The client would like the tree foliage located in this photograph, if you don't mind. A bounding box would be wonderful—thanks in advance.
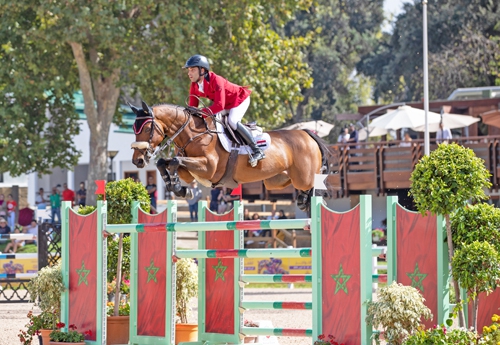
[357,0,500,102]
[284,0,384,125]
[451,203,500,253]
[410,143,491,217]
[0,0,312,200]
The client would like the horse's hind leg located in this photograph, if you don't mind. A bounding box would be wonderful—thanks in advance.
[297,189,312,212]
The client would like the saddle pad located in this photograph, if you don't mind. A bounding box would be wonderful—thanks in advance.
[216,120,271,154]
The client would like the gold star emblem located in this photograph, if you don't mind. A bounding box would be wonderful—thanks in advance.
[406,262,427,291]
[76,261,91,286]
[331,263,351,294]
[146,259,160,283]
[212,258,227,282]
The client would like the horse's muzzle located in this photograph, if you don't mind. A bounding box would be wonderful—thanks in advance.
[133,158,146,168]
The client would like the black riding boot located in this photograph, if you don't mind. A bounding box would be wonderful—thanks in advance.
[235,122,265,167]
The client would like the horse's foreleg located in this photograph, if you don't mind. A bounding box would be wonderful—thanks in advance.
[156,159,172,188]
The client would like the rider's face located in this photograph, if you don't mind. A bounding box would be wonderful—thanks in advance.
[187,67,202,83]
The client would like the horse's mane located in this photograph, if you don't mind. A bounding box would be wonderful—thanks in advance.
[152,103,186,109]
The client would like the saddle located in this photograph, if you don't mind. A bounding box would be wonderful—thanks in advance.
[215,112,271,152]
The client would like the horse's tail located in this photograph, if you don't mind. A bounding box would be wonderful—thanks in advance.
[303,129,335,175]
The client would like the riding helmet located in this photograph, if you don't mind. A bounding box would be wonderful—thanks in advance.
[183,55,210,71]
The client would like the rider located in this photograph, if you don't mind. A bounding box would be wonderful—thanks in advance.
[183,54,265,166]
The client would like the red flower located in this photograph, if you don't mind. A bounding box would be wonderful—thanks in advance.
[56,322,65,329]
[69,324,78,331]
[84,329,93,337]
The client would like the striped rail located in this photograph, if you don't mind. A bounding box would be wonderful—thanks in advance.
[0,234,36,241]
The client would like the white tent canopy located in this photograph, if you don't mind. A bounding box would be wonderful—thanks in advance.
[281,120,334,138]
[413,113,480,132]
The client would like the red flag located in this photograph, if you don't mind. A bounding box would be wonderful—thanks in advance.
[230,184,242,201]
[95,180,106,198]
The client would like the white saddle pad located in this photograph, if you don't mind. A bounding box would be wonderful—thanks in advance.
[216,118,271,154]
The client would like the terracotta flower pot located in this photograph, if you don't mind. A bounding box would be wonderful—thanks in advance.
[49,342,85,345]
[39,329,52,345]
[244,336,258,343]
[175,323,198,344]
[106,315,130,345]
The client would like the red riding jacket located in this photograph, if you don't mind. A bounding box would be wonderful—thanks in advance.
[188,71,251,115]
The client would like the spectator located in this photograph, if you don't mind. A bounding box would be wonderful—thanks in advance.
[6,194,17,229]
[347,123,359,149]
[243,208,251,221]
[35,188,47,209]
[400,132,413,147]
[267,211,279,220]
[50,187,61,224]
[0,217,11,235]
[187,181,203,222]
[4,224,23,253]
[146,176,157,210]
[278,210,288,219]
[77,182,87,207]
[62,183,75,206]
[436,122,452,143]
[217,187,229,214]
[337,127,350,144]
[209,187,221,212]
[0,194,6,218]
[24,219,38,245]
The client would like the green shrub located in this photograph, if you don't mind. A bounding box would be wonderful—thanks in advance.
[366,282,432,345]
[451,203,500,252]
[106,178,150,224]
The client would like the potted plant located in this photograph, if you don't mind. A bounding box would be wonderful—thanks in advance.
[26,262,64,345]
[18,310,57,345]
[175,257,199,344]
[49,322,92,344]
[366,281,432,345]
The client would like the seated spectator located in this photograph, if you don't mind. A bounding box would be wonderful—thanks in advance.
[24,219,38,245]
[4,224,23,253]
[0,217,10,235]
[35,188,47,209]
[277,210,288,219]
[400,132,413,147]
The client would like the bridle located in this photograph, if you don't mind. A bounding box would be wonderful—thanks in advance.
[131,106,194,164]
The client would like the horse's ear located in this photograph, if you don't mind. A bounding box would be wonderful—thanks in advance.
[127,102,141,116]
[141,101,153,116]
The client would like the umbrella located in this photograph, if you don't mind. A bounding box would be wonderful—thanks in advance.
[368,105,442,131]
[413,113,480,132]
[281,120,334,138]
[357,126,391,141]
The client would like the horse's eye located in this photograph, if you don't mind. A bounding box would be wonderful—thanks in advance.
[145,126,151,133]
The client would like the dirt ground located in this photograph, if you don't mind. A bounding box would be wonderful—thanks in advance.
[0,288,314,345]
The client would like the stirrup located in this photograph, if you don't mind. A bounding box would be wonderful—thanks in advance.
[248,151,265,167]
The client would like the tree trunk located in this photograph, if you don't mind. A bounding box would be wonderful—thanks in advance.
[472,291,478,332]
[68,41,121,206]
[445,214,465,327]
[114,234,124,316]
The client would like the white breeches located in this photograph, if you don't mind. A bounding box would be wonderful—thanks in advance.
[226,96,250,130]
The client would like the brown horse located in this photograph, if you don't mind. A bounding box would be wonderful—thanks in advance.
[130,101,333,211]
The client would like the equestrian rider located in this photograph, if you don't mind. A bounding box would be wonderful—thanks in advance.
[183,54,265,166]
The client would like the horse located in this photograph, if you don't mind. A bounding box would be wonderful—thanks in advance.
[130,101,333,211]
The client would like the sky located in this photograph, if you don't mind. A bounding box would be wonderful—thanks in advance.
[383,0,407,16]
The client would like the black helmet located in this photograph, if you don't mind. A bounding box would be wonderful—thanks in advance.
[183,55,210,71]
